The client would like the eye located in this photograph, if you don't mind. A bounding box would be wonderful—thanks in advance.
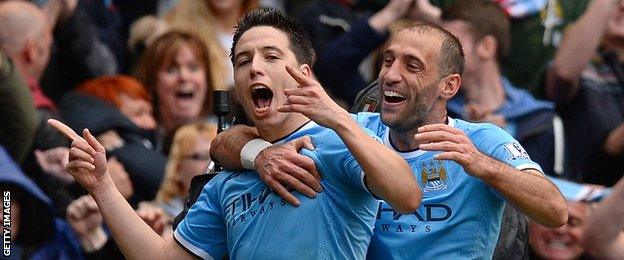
[236,58,249,68]
[382,55,394,66]
[187,63,201,71]
[407,62,422,72]
[166,66,178,74]
[266,53,280,61]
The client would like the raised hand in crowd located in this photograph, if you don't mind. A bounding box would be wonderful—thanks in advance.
[34,147,73,183]
[136,202,170,237]
[67,195,108,252]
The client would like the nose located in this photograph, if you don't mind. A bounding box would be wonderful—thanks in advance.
[179,66,192,82]
[249,56,264,79]
[381,61,402,86]
[141,115,157,130]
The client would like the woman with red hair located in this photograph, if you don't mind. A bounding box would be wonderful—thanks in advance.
[59,75,167,204]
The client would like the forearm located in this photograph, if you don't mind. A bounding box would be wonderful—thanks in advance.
[334,115,421,213]
[91,175,167,259]
[548,0,619,100]
[210,125,261,170]
[584,177,624,256]
[477,157,567,228]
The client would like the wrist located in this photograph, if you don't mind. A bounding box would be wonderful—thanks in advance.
[240,139,272,170]
[79,226,108,253]
[89,174,117,200]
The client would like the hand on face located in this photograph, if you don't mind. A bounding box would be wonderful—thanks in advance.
[278,66,350,130]
[255,136,321,207]
[415,123,488,177]
[47,119,109,194]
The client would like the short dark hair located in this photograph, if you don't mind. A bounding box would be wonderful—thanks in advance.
[442,0,510,63]
[404,23,465,77]
[231,8,315,66]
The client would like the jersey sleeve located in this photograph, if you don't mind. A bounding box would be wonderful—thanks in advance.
[174,175,228,259]
[470,123,544,173]
[312,126,382,195]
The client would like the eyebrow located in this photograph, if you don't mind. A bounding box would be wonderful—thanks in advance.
[234,45,285,60]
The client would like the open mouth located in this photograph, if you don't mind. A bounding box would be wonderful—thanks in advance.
[175,89,195,100]
[383,90,406,103]
[251,84,273,111]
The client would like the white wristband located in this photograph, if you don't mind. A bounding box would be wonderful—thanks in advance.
[240,139,272,170]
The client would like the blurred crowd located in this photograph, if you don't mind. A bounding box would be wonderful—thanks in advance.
[0,0,623,259]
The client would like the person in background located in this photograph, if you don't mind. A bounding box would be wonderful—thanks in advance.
[164,0,259,90]
[155,121,217,219]
[546,0,624,186]
[134,30,215,155]
[529,177,611,260]
[59,75,165,203]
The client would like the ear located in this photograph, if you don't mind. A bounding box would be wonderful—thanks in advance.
[298,64,312,77]
[476,35,497,60]
[439,74,461,99]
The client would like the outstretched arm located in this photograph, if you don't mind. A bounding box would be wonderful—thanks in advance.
[279,66,421,213]
[417,124,568,228]
[583,177,624,259]
[47,119,193,260]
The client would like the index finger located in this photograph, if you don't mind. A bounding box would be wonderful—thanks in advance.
[47,119,81,141]
[285,65,314,86]
[418,123,463,135]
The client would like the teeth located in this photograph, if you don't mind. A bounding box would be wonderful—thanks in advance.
[252,84,268,90]
[384,91,405,98]
[547,239,569,249]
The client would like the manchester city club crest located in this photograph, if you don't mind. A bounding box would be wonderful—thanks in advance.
[420,160,451,193]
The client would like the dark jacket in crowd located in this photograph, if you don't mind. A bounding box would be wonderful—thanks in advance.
[0,146,83,260]
[299,0,388,107]
[59,92,167,204]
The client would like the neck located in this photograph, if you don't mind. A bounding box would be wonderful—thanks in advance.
[256,113,311,142]
[388,106,448,151]
[462,63,505,112]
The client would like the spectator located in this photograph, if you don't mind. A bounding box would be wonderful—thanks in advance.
[529,177,611,260]
[164,0,259,90]
[134,31,216,155]
[0,48,37,165]
[0,146,82,259]
[40,0,118,103]
[155,121,217,218]
[546,0,624,186]
[0,0,76,218]
[441,1,560,177]
[127,15,169,69]
[59,75,166,203]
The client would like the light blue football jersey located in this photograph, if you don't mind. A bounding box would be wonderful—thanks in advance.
[354,113,543,259]
[174,120,380,259]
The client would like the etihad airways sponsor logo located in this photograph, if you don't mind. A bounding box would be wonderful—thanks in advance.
[374,203,452,233]
[224,188,289,230]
